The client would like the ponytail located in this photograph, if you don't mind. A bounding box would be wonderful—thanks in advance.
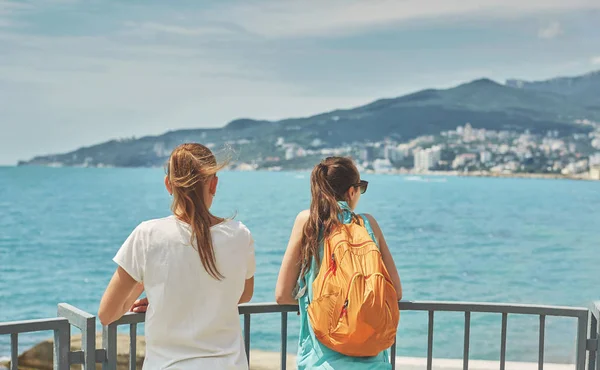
[168,143,226,280]
[299,157,360,277]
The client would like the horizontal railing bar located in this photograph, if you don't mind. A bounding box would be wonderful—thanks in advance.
[399,301,588,318]
[57,303,95,329]
[106,302,587,328]
[95,349,108,363]
[72,349,107,365]
[239,304,299,315]
[70,350,85,365]
[111,312,146,326]
[0,318,69,335]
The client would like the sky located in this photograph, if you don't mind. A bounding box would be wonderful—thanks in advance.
[1,0,599,165]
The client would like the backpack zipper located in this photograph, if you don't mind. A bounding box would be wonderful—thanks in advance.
[318,253,336,296]
[340,299,349,319]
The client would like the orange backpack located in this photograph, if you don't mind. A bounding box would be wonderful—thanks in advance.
[307,215,399,357]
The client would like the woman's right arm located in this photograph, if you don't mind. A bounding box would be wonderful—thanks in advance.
[275,210,309,305]
[239,277,254,304]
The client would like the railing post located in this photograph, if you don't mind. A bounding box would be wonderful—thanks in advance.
[575,311,588,370]
[83,316,96,370]
[427,310,434,370]
[281,313,287,370]
[244,314,251,365]
[129,324,138,370]
[390,339,397,370]
[500,313,508,370]
[10,333,18,370]
[589,315,598,370]
[53,321,70,370]
[103,324,118,370]
[58,303,96,370]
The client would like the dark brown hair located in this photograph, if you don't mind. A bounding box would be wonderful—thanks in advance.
[167,143,226,279]
[299,157,361,277]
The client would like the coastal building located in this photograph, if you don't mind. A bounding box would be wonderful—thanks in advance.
[591,166,600,180]
[384,144,404,162]
[360,146,377,162]
[373,158,394,173]
[562,160,589,175]
[480,151,492,164]
[396,144,411,157]
[414,146,442,171]
[285,147,295,160]
[452,153,477,169]
[463,123,474,142]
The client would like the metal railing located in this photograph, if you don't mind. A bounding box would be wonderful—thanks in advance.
[1,301,598,370]
[589,302,600,370]
[0,316,70,370]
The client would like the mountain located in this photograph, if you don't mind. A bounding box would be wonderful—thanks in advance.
[19,70,600,168]
[506,70,600,107]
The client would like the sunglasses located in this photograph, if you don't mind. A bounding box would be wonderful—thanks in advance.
[351,180,369,194]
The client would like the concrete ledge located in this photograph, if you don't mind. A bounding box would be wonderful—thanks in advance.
[249,350,574,370]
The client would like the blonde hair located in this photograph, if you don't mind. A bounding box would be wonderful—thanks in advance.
[167,143,226,279]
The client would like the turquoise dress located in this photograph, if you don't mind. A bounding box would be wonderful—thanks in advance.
[295,202,392,370]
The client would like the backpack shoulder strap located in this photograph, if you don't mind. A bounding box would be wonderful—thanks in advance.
[358,214,379,248]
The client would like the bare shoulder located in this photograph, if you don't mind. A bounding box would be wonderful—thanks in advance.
[295,210,310,225]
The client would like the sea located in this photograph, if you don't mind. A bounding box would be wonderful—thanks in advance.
[1,166,599,364]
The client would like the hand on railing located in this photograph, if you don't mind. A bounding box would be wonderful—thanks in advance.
[130,297,149,313]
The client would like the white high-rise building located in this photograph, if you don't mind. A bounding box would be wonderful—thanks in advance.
[414,146,442,171]
[285,147,296,160]
[384,144,403,162]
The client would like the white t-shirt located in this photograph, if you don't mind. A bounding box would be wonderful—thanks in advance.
[114,215,255,370]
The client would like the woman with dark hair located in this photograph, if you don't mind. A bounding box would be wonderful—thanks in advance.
[276,157,402,370]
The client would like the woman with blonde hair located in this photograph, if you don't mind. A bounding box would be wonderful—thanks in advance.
[99,143,255,370]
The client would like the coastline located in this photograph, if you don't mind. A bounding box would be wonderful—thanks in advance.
[6,165,597,181]
[398,169,593,181]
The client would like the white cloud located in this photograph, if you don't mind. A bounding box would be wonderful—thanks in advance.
[1,0,599,164]
[592,56,600,65]
[217,0,600,38]
[538,22,563,39]
[123,22,235,37]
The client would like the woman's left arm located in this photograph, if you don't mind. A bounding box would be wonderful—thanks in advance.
[275,210,309,305]
[99,267,144,326]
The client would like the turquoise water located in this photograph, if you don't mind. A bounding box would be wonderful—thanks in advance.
[1,167,599,363]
